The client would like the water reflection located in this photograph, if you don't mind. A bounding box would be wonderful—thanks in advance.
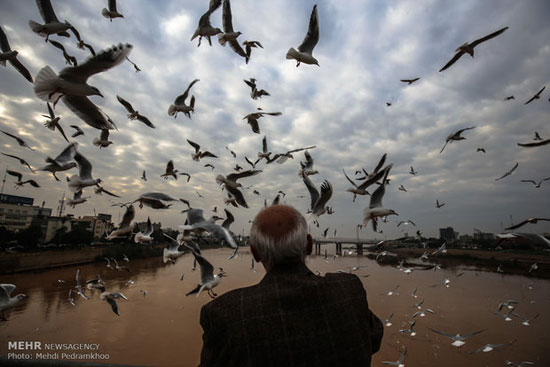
[1,248,549,367]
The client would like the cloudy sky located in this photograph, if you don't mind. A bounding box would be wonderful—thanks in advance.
[1,0,549,240]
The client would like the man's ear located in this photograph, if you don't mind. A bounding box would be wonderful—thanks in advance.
[250,243,261,262]
[306,234,313,255]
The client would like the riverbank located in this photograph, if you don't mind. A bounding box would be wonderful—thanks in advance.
[368,247,550,278]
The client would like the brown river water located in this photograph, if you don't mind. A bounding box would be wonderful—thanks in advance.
[1,247,549,367]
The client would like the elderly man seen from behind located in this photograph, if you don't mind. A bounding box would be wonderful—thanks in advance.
[199,205,383,366]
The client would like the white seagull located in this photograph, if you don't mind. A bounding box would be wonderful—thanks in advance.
[67,152,101,193]
[106,205,135,240]
[186,251,226,298]
[0,26,33,83]
[102,0,124,21]
[429,328,485,347]
[134,216,154,245]
[363,167,398,231]
[168,79,199,118]
[286,4,320,67]
[301,172,333,222]
[29,0,72,41]
[0,284,27,319]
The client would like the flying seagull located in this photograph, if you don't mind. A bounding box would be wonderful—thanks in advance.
[400,78,420,85]
[243,109,282,134]
[243,40,263,64]
[382,347,406,367]
[1,130,35,151]
[301,172,333,221]
[342,164,391,202]
[116,95,155,128]
[0,26,34,83]
[67,152,101,192]
[161,160,179,180]
[409,166,418,175]
[495,162,518,181]
[244,78,270,100]
[69,25,95,56]
[216,170,262,208]
[106,205,135,240]
[436,199,445,208]
[1,153,34,173]
[135,216,154,244]
[29,0,72,41]
[517,139,550,148]
[218,0,246,59]
[66,190,89,208]
[521,177,550,188]
[168,79,199,118]
[505,218,550,231]
[37,142,78,181]
[187,139,218,161]
[93,129,112,148]
[134,192,176,209]
[181,208,238,250]
[34,43,132,130]
[186,251,226,298]
[363,167,398,231]
[42,102,69,142]
[286,4,320,67]
[102,0,124,21]
[190,0,222,47]
[439,26,508,72]
[257,135,272,161]
[524,86,545,105]
[429,328,485,347]
[440,126,476,153]
[299,150,318,176]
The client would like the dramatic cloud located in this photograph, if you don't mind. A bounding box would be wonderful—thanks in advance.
[1,0,548,239]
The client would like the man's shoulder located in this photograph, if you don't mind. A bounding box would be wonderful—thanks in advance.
[202,283,260,312]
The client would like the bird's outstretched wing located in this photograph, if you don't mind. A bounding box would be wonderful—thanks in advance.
[297,5,319,55]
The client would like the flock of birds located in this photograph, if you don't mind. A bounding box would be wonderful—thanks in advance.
[0,1,548,365]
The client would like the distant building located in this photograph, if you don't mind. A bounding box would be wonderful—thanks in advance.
[70,216,113,239]
[473,231,495,241]
[0,194,52,232]
[439,227,457,241]
[44,217,72,243]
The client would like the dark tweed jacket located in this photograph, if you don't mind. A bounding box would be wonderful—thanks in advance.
[199,262,383,367]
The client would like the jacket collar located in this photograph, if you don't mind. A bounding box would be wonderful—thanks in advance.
[259,261,314,285]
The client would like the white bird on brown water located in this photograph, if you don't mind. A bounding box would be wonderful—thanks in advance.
[286,4,320,67]
[0,284,26,319]
[429,328,485,347]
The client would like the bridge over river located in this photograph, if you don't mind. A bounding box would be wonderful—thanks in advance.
[311,237,393,255]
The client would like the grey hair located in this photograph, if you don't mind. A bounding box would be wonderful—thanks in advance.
[250,206,308,270]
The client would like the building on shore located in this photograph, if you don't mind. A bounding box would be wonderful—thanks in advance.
[0,193,52,232]
[439,227,458,242]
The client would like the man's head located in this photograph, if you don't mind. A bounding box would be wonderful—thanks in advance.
[249,205,312,271]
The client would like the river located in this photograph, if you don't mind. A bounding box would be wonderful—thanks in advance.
[1,247,549,366]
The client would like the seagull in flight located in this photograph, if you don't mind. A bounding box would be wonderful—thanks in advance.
[1,130,35,151]
[161,160,179,180]
[106,205,135,240]
[244,78,270,100]
[70,125,84,138]
[517,139,550,148]
[429,328,485,347]
[135,216,154,245]
[186,250,226,298]
[37,142,78,181]
[42,102,69,142]
[0,284,27,319]
[67,152,101,192]
[521,177,550,188]
[0,26,33,83]
[29,0,72,41]
[363,167,397,231]
[409,166,418,175]
[34,43,132,130]
[116,96,155,128]
[524,86,545,105]
[216,170,262,208]
[495,162,518,181]
[439,26,508,72]
[218,0,246,59]
[187,139,218,161]
[243,109,282,134]
[243,40,263,64]
[190,0,222,47]
[400,78,420,85]
[471,341,515,354]
[299,150,319,176]
[66,190,89,208]
[505,217,550,231]
[2,153,34,173]
[102,0,124,21]
[382,347,406,367]
[286,4,320,67]
[168,79,199,118]
[440,126,476,153]
[435,199,445,208]
[301,172,333,222]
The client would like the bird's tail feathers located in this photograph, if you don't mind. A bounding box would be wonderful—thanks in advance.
[286,48,299,60]
[218,34,227,46]
[34,66,59,102]
[28,20,45,36]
